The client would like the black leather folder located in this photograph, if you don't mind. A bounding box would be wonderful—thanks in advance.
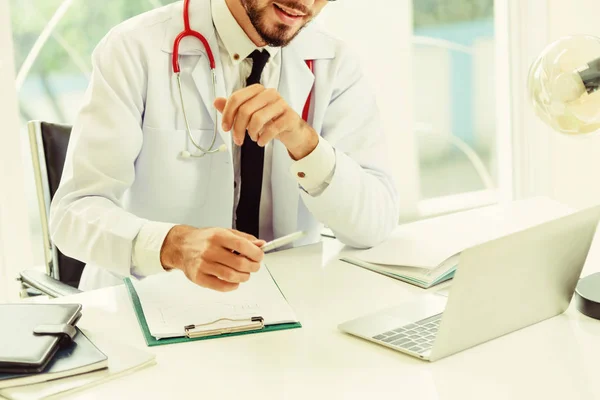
[0,304,82,373]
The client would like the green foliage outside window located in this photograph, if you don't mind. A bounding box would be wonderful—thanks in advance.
[9,0,173,121]
[10,0,173,74]
[414,0,493,27]
[8,0,493,122]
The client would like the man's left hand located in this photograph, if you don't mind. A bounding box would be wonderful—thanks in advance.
[214,84,318,160]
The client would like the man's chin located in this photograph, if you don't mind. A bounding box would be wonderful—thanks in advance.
[259,25,301,47]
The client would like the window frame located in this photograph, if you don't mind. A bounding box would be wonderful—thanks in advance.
[505,0,554,200]
[411,0,516,220]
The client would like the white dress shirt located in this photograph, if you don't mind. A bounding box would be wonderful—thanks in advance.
[131,0,336,276]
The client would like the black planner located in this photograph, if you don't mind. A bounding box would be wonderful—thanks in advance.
[0,303,82,373]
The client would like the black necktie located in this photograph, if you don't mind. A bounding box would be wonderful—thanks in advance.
[236,50,271,237]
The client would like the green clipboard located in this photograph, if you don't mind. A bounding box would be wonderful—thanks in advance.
[124,277,301,347]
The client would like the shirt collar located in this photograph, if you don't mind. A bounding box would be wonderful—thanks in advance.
[211,0,279,65]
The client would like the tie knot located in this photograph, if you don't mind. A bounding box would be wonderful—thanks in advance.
[249,49,270,66]
[246,50,271,86]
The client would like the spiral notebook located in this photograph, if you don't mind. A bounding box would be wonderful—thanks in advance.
[125,264,301,346]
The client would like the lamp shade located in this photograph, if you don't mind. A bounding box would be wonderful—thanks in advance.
[527,35,600,135]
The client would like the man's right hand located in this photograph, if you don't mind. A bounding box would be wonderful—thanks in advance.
[159,226,266,292]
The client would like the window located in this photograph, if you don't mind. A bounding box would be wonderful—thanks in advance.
[413,0,512,217]
[413,0,496,198]
[321,0,512,220]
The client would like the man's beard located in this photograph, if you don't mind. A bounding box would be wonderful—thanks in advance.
[242,0,311,47]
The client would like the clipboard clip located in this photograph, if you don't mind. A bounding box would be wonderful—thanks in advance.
[184,316,265,339]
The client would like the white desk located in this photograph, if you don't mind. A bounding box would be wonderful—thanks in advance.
[38,239,600,399]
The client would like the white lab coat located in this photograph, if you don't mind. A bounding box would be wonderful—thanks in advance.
[49,0,399,290]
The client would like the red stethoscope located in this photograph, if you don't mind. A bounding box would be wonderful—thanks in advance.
[173,0,314,158]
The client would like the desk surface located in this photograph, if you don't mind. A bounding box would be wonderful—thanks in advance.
[39,239,600,400]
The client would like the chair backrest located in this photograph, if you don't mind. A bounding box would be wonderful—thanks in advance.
[28,121,85,288]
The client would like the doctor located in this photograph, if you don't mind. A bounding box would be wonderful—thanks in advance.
[50,0,399,291]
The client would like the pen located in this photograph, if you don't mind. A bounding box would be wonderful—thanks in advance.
[260,231,306,253]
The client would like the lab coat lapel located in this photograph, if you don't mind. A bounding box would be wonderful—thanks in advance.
[279,46,315,120]
[271,46,316,238]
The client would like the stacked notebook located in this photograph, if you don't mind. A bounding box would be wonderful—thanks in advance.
[341,197,575,288]
[0,330,155,400]
[0,329,107,390]
[0,304,155,399]
[0,304,83,374]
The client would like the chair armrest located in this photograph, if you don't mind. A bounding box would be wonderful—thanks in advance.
[18,270,82,298]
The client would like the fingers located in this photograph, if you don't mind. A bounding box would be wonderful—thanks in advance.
[253,239,267,247]
[228,229,258,241]
[193,272,240,292]
[229,229,267,252]
[216,86,297,149]
[211,247,262,274]
[249,99,288,146]
[232,89,280,144]
[221,84,265,139]
[179,227,267,292]
[214,97,227,113]
[203,261,252,283]
[256,111,293,147]
[212,230,264,263]
[227,230,266,247]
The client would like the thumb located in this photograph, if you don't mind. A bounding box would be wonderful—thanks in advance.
[214,97,227,113]
[253,239,267,248]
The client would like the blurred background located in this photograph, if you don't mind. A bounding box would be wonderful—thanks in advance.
[8,0,498,267]
[413,0,495,199]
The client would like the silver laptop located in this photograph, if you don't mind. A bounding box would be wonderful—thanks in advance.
[339,204,600,362]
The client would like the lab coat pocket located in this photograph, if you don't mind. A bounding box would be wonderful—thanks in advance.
[132,126,220,211]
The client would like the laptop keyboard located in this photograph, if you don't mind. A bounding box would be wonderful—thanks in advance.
[371,314,442,354]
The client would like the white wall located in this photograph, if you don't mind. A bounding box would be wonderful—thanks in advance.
[318,0,420,218]
[546,0,600,207]
[0,0,33,290]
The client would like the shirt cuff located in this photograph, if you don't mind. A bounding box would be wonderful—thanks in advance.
[289,136,336,196]
[131,221,176,277]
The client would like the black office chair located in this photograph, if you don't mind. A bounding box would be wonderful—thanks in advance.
[18,121,84,297]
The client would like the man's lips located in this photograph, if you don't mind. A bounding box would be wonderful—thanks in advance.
[273,2,307,17]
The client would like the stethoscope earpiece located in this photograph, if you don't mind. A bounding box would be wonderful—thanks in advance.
[179,150,191,159]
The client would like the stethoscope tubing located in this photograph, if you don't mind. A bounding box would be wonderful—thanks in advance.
[173,0,313,159]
